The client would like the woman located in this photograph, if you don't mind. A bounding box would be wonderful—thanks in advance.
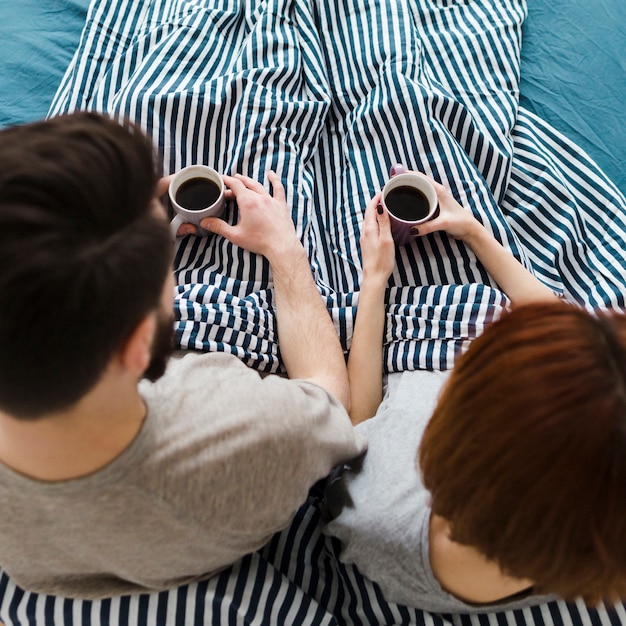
[324,175,626,613]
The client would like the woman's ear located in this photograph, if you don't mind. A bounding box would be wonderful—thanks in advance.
[119,314,157,378]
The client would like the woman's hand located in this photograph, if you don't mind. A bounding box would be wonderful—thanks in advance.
[405,174,480,242]
[360,192,396,286]
[347,192,396,425]
[404,172,558,306]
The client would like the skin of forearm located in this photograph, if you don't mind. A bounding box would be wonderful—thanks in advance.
[269,242,351,410]
[347,278,388,425]
[463,223,558,307]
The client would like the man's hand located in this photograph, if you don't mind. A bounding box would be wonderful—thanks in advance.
[200,170,351,409]
[201,172,300,261]
[156,174,197,237]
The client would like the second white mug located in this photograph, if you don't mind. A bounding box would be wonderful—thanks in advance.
[168,165,225,239]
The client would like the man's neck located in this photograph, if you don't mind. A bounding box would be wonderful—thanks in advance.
[429,514,535,606]
[0,374,146,482]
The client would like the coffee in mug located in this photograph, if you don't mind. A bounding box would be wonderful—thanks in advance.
[384,185,431,222]
[175,177,222,211]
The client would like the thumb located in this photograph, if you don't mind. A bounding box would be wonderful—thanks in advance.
[201,216,236,241]
[156,174,174,198]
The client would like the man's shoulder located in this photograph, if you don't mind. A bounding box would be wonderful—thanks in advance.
[143,351,259,398]
[167,349,250,374]
[141,350,340,430]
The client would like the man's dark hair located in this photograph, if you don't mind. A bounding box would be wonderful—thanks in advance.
[0,112,172,418]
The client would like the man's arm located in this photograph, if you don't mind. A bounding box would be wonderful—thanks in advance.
[201,172,350,410]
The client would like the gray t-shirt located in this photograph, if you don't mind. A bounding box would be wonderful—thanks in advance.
[0,351,366,599]
[324,369,555,614]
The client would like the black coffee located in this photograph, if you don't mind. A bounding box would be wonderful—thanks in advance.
[175,177,221,210]
[385,185,430,221]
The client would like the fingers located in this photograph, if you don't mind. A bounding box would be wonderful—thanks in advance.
[268,171,286,202]
[363,192,392,239]
[363,192,382,228]
[374,193,389,224]
[222,174,248,195]
[224,171,286,201]
[223,173,266,195]
[156,174,173,198]
[237,173,266,193]
[201,216,236,241]
[177,223,198,237]
[411,220,435,237]
[375,201,393,241]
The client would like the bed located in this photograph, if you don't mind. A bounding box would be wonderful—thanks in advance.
[1,0,626,624]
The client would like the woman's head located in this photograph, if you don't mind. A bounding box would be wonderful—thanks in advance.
[419,302,626,604]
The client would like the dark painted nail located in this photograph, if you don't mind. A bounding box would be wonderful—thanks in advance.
[377,204,384,214]
[410,227,420,235]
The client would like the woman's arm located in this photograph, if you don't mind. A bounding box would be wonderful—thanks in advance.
[348,193,396,425]
[415,178,558,307]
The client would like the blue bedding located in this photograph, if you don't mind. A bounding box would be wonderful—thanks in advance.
[0,0,90,128]
[41,0,625,374]
[520,0,626,195]
[0,1,625,625]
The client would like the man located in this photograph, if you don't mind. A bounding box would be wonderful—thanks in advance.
[0,112,365,599]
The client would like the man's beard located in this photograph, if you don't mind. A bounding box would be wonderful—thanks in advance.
[143,310,175,382]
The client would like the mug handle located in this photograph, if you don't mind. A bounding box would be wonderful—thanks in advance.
[390,163,407,177]
[170,213,184,240]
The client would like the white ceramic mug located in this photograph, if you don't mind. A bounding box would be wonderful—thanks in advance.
[168,165,225,239]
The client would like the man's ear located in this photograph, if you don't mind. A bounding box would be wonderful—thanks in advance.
[119,314,156,378]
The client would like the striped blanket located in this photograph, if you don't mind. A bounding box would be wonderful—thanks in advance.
[2,489,626,624]
[2,0,625,624]
[48,0,626,374]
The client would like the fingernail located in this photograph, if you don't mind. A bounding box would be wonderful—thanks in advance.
[410,227,419,235]
[377,204,384,215]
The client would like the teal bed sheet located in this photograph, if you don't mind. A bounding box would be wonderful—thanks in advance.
[0,0,90,128]
[0,1,625,625]
[520,0,626,195]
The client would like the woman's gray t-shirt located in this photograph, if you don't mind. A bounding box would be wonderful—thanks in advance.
[324,369,555,614]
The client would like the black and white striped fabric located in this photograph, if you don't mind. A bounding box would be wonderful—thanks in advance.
[47,0,626,374]
[2,0,625,623]
[2,492,626,625]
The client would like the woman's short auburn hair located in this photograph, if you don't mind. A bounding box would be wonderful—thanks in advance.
[419,302,626,604]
